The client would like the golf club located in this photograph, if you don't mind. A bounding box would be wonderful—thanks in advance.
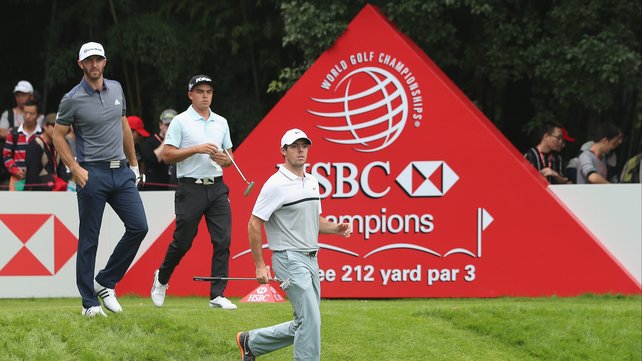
[223,148,255,196]
[193,276,281,282]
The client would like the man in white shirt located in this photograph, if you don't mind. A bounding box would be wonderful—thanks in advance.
[236,128,352,361]
[150,75,237,310]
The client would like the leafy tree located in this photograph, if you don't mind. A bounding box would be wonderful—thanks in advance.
[273,0,641,162]
[1,0,289,147]
[1,0,639,164]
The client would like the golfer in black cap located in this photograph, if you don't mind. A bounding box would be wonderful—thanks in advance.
[150,74,237,310]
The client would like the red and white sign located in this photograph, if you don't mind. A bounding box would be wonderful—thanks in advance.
[240,285,286,303]
[0,214,76,276]
[218,4,639,298]
[120,5,640,298]
[3,5,638,300]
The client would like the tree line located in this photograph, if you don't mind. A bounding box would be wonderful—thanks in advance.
[1,0,639,163]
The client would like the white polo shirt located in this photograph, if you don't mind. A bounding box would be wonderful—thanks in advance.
[164,105,232,178]
[252,165,322,252]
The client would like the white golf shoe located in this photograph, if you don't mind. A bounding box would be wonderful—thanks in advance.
[95,283,123,313]
[209,296,237,310]
[82,305,107,318]
[151,269,168,307]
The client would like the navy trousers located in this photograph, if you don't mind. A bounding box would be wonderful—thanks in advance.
[76,164,148,308]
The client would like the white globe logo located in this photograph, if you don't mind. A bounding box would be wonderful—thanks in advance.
[309,67,408,152]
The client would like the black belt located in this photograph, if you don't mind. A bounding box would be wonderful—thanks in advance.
[178,176,222,185]
[80,160,128,169]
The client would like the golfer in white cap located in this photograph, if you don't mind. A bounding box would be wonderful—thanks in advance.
[236,128,352,361]
[53,41,148,318]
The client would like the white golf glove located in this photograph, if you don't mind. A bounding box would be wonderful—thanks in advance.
[130,165,145,187]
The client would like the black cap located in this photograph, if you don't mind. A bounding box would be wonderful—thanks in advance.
[188,75,214,91]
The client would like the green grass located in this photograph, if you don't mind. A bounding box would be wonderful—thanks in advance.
[0,295,640,360]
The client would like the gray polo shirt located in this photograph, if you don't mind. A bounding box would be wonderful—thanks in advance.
[252,166,322,252]
[56,78,126,162]
[577,149,608,184]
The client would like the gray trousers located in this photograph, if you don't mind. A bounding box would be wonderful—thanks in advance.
[249,250,321,360]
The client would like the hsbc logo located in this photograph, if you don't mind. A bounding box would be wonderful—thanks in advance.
[396,161,459,197]
[0,214,77,276]
[309,51,424,153]
[310,160,458,199]
[241,285,287,303]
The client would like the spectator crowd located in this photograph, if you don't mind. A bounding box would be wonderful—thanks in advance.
[523,120,640,185]
[1,79,179,191]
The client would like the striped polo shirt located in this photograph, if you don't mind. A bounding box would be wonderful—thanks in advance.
[2,124,42,174]
[56,78,126,162]
[252,165,322,252]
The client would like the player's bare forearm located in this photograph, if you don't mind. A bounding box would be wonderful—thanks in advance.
[53,124,77,171]
[121,116,138,167]
[319,216,352,237]
[162,143,221,164]
[248,215,266,268]
[248,215,271,283]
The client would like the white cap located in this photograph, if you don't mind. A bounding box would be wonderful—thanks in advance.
[78,42,106,61]
[159,108,177,124]
[13,80,33,94]
[281,128,312,148]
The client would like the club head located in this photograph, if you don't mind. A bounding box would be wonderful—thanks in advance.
[243,181,255,196]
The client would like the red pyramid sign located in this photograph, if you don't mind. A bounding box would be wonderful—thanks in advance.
[221,4,640,298]
[240,284,287,303]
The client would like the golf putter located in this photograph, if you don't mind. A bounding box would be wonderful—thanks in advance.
[223,148,255,196]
